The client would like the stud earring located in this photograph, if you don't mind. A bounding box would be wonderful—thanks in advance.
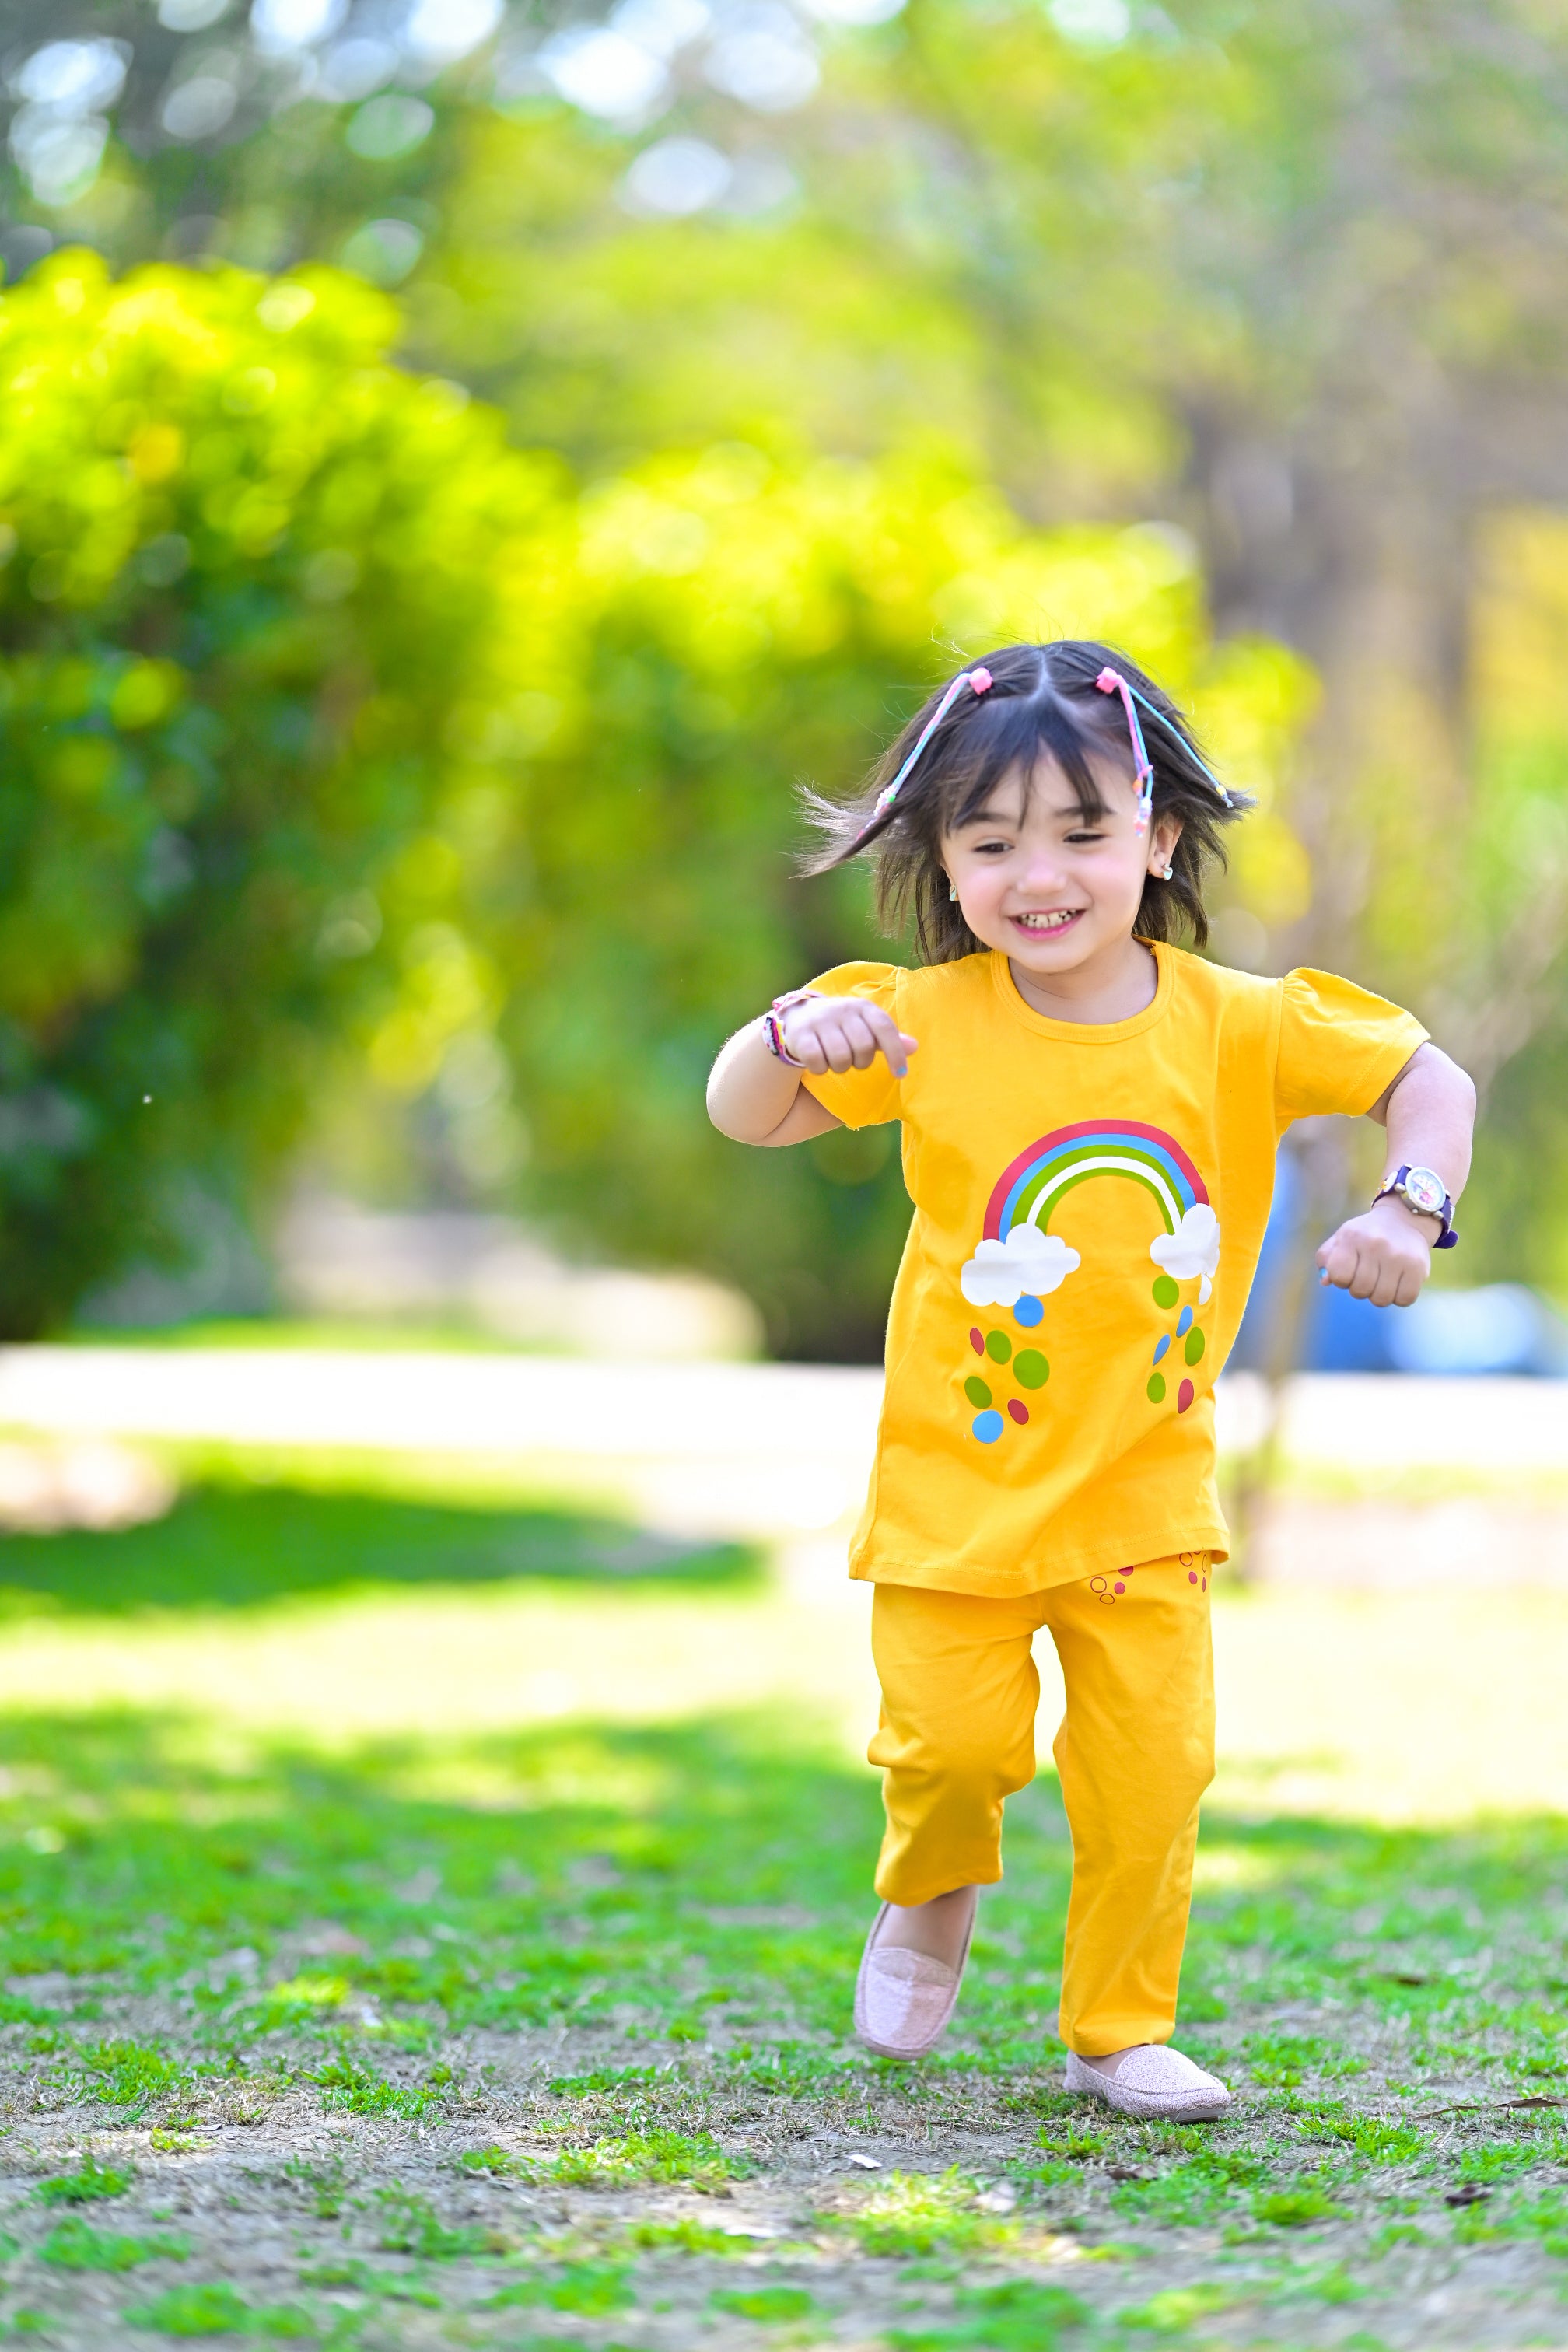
[1156,863,1174,882]
[948,882,957,901]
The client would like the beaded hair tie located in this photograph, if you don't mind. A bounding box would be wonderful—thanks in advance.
[1094,666,1234,838]
[855,666,994,841]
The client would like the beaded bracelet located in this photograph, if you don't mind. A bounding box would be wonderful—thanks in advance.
[761,989,820,1069]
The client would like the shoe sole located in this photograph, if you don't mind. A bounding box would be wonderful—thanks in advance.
[1066,2060,1231,2123]
[1076,2084,1231,2121]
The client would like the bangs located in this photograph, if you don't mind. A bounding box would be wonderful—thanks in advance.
[939,688,1118,833]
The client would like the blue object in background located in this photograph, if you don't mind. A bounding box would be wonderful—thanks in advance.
[1232,1150,1568,1376]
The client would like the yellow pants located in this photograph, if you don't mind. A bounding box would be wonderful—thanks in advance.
[868,1551,1214,2056]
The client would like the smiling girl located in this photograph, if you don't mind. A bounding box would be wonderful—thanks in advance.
[705,640,1475,2119]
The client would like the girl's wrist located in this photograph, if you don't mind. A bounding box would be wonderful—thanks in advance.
[1368,1192,1439,1241]
[761,990,819,1069]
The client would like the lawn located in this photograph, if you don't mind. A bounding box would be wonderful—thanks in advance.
[0,1461,1564,2347]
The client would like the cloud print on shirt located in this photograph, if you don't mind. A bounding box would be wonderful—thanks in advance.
[961,1224,1081,1309]
[1149,1203,1221,1303]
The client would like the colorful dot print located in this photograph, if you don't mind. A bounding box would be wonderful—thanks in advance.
[964,1375,992,1409]
[1013,1295,1044,1328]
[1181,1550,1209,1592]
[1146,1290,1206,1415]
[972,1409,1004,1444]
[969,1328,984,1355]
[1013,1350,1048,1389]
[1007,1399,1029,1424]
[985,1329,1012,1364]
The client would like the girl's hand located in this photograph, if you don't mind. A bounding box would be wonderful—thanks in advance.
[782,994,919,1080]
[1315,1195,1436,1308]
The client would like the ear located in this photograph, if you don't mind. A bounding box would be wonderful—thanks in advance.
[1149,812,1184,873]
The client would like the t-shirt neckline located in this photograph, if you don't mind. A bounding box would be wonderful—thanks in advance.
[989,940,1176,1045]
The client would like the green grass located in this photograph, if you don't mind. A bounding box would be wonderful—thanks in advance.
[370,2185,509,2259]
[0,1479,748,1614]
[709,2283,818,2320]
[834,2170,1012,2257]
[887,2280,1090,2348]
[34,2157,135,2204]
[124,2282,317,2337]
[3,1460,1568,2343]
[38,2214,189,2270]
[479,2260,635,2315]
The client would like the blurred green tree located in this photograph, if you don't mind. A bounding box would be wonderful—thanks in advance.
[0,248,557,1335]
[9,1,1568,1333]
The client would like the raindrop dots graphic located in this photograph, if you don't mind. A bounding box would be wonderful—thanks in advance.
[1178,1378,1195,1413]
[1176,1306,1193,1337]
[964,1375,993,1409]
[1188,1570,1199,1585]
[1013,1349,1049,1390]
[972,1409,1004,1444]
[1152,1334,1170,1365]
[1013,1295,1044,1328]
[1007,1399,1029,1425]
[1185,1326,1206,1365]
[985,1329,1013,1364]
[1114,1580,1125,1594]
[1152,1274,1179,1309]
[1147,1372,1167,1404]
[969,1328,985,1356]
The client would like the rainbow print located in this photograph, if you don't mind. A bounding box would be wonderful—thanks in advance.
[984,1120,1209,1243]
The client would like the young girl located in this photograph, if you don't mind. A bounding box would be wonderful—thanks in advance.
[706,640,1475,2121]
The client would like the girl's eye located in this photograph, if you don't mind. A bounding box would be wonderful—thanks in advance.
[1065,829,1106,844]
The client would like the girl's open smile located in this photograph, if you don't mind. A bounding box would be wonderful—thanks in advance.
[1010,906,1086,936]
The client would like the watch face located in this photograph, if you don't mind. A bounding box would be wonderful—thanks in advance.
[1404,1166,1446,1216]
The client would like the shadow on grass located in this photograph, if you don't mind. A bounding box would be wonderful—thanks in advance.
[0,1701,1566,2082]
[0,1486,754,1615]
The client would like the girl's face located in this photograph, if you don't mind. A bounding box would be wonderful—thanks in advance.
[940,757,1182,982]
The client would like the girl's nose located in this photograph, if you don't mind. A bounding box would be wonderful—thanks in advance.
[1021,850,1067,892]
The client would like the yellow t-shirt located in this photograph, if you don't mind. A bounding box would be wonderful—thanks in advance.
[802,942,1427,1597]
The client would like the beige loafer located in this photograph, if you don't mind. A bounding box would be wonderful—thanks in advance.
[853,1892,976,2060]
[1066,2042,1231,2121]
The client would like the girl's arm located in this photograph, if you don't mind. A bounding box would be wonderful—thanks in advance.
[706,995,919,1147]
[1315,1041,1477,1306]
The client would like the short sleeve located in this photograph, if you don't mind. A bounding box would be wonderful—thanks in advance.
[1275,968,1429,1127]
[796,961,905,1130]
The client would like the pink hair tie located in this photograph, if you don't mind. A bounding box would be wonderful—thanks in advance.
[858,666,996,838]
[1094,666,1155,836]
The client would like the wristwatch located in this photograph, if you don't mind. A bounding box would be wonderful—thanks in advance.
[1372,1164,1458,1249]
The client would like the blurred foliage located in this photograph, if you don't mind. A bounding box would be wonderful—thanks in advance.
[2,1,1568,1344]
[0,250,553,1335]
[472,464,1307,1353]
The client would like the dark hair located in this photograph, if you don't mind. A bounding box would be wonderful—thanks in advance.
[801,639,1251,959]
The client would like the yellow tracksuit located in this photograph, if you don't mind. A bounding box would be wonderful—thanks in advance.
[868,1551,1214,2056]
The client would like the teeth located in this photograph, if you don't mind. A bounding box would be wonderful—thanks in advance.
[1017,911,1078,929]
